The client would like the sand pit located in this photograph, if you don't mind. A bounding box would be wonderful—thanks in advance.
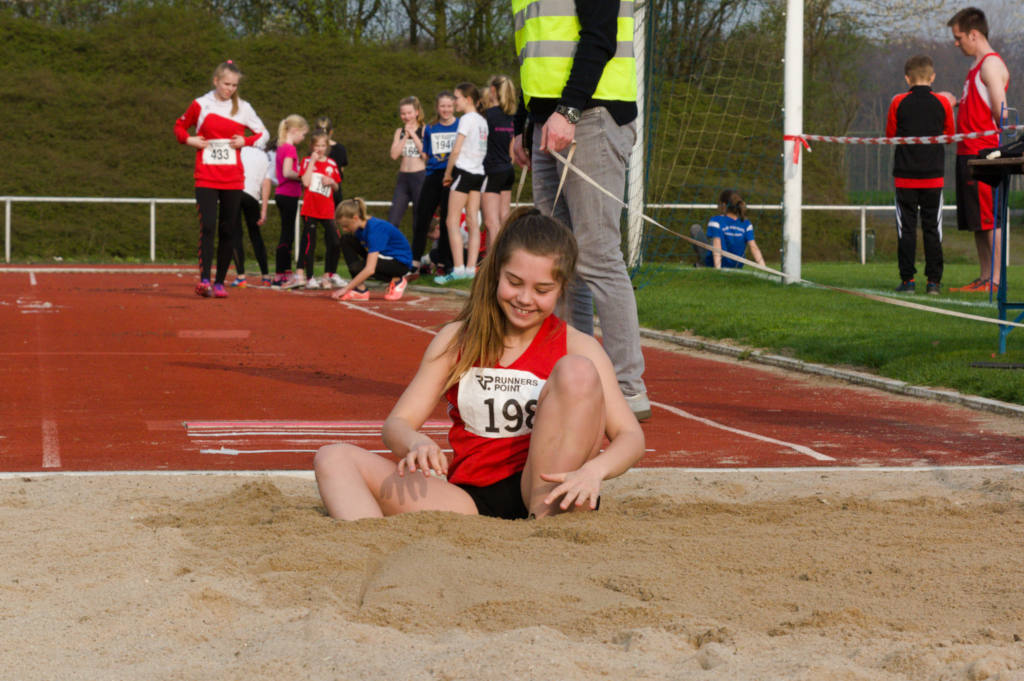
[2,467,1023,680]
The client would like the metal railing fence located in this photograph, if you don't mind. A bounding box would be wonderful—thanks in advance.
[0,196,1009,266]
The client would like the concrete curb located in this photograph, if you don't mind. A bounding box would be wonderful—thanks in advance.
[407,284,1024,418]
[640,327,1024,418]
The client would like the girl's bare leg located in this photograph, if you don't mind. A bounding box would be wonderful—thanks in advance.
[446,191,468,269]
[481,192,502,248]
[520,355,606,518]
[314,443,478,520]
[465,191,482,271]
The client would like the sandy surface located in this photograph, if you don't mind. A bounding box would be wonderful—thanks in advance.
[2,468,1023,680]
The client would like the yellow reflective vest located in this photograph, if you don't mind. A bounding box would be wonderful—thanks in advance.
[512,0,637,105]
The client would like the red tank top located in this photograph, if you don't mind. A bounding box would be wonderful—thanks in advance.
[957,52,1008,155]
[444,314,567,487]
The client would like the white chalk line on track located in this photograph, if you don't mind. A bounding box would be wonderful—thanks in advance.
[650,401,834,461]
[41,419,60,469]
[2,464,1021,480]
[0,267,193,273]
[338,299,438,335]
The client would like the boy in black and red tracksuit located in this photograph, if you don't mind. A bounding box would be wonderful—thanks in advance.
[887,54,956,294]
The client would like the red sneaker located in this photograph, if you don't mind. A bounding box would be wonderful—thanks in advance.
[384,276,408,301]
[962,279,992,292]
[949,278,983,292]
[338,288,370,301]
[195,280,212,297]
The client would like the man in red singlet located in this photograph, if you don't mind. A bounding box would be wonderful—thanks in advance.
[947,7,1010,292]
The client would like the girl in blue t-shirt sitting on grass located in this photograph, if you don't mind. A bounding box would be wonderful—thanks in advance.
[690,189,766,269]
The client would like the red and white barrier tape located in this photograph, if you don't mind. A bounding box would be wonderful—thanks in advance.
[786,124,1024,163]
[543,146,1024,331]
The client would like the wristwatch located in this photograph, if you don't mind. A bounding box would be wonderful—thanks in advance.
[554,104,582,125]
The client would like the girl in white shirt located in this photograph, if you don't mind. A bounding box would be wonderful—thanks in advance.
[436,83,489,284]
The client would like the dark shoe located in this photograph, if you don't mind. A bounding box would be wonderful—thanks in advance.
[926,282,941,295]
[895,280,915,293]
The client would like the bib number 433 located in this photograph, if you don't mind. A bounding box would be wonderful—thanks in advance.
[202,140,234,165]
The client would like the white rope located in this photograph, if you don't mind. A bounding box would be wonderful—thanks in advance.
[545,148,1024,331]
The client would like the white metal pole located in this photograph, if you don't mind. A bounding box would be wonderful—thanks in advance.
[782,0,804,283]
[4,199,10,263]
[860,206,866,264]
[150,201,156,262]
[625,0,647,269]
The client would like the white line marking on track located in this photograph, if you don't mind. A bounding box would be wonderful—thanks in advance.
[651,400,835,461]
[29,271,37,286]
[0,267,192,274]
[177,330,251,339]
[338,302,438,335]
[200,447,454,456]
[41,419,60,468]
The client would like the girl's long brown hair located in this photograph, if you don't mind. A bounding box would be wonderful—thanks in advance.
[442,208,577,392]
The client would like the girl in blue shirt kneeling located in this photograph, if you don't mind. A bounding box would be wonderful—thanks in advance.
[332,198,414,302]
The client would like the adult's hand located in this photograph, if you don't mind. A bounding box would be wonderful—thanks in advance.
[539,112,575,153]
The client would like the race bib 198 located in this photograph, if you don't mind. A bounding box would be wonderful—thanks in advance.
[457,367,545,438]
[431,132,457,156]
[309,172,331,197]
[202,139,234,165]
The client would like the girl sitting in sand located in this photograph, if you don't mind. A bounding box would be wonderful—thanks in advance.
[314,208,645,520]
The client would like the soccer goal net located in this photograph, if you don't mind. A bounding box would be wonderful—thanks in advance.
[630,0,785,278]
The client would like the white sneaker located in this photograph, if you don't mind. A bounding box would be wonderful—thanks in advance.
[305,277,322,290]
[624,392,652,421]
[328,273,348,288]
[281,275,306,290]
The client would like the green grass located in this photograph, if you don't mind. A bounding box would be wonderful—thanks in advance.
[417,260,1024,405]
[634,261,1024,405]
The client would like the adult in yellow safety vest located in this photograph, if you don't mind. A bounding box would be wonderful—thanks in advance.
[511,0,650,421]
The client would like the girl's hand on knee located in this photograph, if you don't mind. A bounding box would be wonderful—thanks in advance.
[541,467,602,511]
[397,439,448,478]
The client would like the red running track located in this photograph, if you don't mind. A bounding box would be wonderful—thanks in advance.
[1,267,1021,473]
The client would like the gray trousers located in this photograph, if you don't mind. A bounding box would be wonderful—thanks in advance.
[531,107,646,397]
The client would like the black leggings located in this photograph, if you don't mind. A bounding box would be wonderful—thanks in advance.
[297,217,341,276]
[411,171,452,268]
[895,186,943,284]
[194,187,241,284]
[274,194,300,274]
[388,170,426,229]
[340,234,410,283]
[233,193,269,277]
